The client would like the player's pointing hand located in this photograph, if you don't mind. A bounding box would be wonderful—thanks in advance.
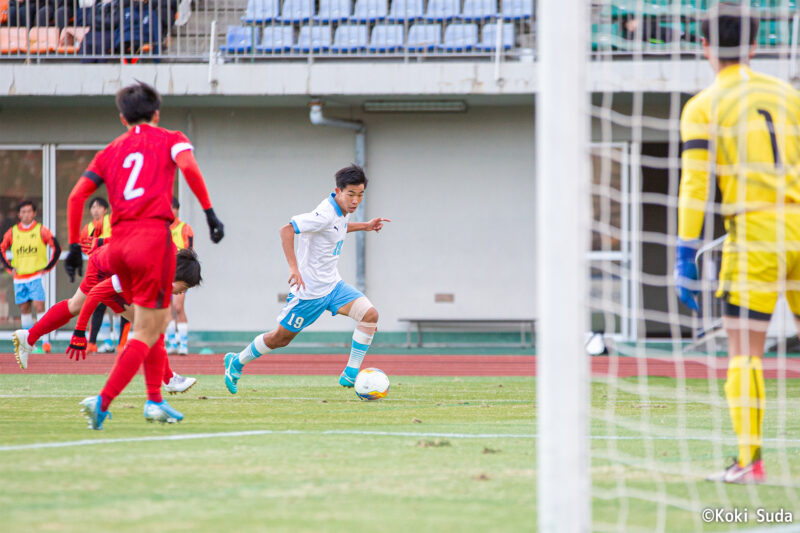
[366,218,391,232]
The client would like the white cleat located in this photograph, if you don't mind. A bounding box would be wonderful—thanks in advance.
[13,329,33,370]
[164,373,197,395]
[177,345,189,356]
[167,345,179,355]
[98,343,116,354]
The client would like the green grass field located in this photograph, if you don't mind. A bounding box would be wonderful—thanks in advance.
[0,374,798,532]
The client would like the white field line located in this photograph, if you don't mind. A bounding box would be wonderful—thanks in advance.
[3,429,800,452]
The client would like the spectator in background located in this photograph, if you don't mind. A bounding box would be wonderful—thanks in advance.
[79,197,116,354]
[8,0,64,27]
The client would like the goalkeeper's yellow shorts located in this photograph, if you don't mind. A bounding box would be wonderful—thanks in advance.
[717,209,800,317]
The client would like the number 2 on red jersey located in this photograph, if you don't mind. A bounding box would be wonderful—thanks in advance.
[123,152,145,200]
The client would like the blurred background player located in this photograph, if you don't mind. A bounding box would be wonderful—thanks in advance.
[64,81,224,429]
[79,196,120,355]
[166,196,193,355]
[675,3,800,484]
[2,200,61,353]
[66,248,204,396]
[223,165,389,394]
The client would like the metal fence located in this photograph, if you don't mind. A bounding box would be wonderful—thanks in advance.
[0,0,797,62]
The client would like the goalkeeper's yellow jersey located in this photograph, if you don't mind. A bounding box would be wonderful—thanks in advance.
[678,64,800,240]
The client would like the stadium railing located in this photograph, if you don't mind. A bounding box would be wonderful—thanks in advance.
[0,0,795,62]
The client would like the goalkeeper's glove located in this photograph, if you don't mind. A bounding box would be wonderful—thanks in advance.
[205,207,225,243]
[674,238,700,312]
[67,330,88,361]
[64,243,84,283]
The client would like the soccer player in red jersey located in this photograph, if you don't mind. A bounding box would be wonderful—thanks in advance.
[63,82,225,430]
[66,249,204,401]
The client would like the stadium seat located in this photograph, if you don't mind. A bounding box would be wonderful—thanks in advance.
[500,0,532,20]
[406,23,441,51]
[437,23,478,51]
[330,24,369,51]
[279,0,313,23]
[220,25,257,53]
[758,19,791,46]
[424,0,460,21]
[0,0,8,24]
[386,0,424,21]
[368,24,404,51]
[460,0,497,21]
[294,25,332,51]
[242,0,280,23]
[26,27,60,53]
[57,27,91,54]
[255,25,294,52]
[0,27,28,54]
[314,0,351,22]
[476,22,514,50]
[350,0,387,21]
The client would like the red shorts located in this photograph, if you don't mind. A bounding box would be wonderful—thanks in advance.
[108,220,177,309]
[79,246,114,295]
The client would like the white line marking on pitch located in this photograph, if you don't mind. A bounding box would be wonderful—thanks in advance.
[3,429,800,452]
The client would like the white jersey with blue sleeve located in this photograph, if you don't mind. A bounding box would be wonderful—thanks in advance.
[289,192,351,300]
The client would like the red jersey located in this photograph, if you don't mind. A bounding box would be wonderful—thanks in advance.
[82,124,193,226]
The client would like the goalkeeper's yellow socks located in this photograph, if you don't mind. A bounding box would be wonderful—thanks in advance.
[724,355,766,467]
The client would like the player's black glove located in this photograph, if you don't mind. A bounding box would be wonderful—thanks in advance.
[64,243,84,283]
[205,208,225,243]
[67,330,87,361]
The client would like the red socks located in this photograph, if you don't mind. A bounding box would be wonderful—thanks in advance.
[27,300,74,345]
[163,354,174,385]
[144,337,167,403]
[100,339,149,411]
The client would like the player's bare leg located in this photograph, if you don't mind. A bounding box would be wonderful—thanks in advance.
[336,297,379,387]
[707,316,769,484]
[224,326,298,394]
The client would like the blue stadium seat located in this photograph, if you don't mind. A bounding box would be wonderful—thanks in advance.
[314,0,351,22]
[460,0,497,21]
[500,0,532,20]
[221,25,257,53]
[386,0,424,21]
[294,25,332,51]
[438,23,478,51]
[350,0,388,22]
[331,25,369,51]
[242,0,280,23]
[255,25,294,52]
[424,0,460,21]
[280,0,313,22]
[406,23,441,51]
[476,21,513,50]
[368,24,405,51]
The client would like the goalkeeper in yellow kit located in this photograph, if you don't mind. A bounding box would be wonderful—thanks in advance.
[677,4,800,484]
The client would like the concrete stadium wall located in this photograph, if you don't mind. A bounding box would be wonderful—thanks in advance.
[0,103,537,332]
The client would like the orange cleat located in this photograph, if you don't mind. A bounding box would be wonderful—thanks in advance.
[87,342,98,355]
[42,342,52,354]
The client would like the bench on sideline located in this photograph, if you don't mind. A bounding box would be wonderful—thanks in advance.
[398,318,535,348]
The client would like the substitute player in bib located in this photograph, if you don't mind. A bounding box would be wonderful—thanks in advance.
[2,201,61,353]
[166,196,194,355]
[64,81,225,430]
[675,4,800,484]
[80,197,118,354]
[224,165,390,394]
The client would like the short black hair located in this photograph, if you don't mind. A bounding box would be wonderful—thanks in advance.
[17,200,36,212]
[335,164,368,190]
[174,248,202,288]
[172,196,180,209]
[701,3,759,57]
[89,197,109,210]
[116,81,161,125]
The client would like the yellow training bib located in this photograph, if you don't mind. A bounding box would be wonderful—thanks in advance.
[11,223,47,275]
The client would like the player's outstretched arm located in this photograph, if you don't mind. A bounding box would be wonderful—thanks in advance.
[65,177,99,282]
[279,223,305,291]
[347,218,391,233]
[175,150,225,243]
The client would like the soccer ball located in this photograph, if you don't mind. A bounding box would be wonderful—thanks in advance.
[354,368,390,400]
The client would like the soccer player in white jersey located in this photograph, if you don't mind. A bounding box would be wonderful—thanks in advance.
[224,165,390,393]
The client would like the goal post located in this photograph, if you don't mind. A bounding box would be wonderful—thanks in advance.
[535,0,591,531]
